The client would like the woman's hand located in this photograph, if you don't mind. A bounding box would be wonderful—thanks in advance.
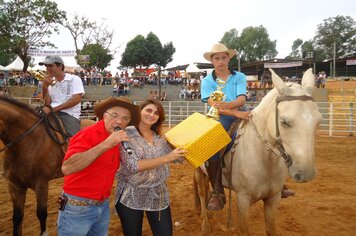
[166,148,187,163]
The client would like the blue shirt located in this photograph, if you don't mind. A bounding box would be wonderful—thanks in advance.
[201,70,246,103]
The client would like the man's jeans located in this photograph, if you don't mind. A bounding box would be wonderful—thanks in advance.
[57,112,80,137]
[210,115,236,161]
[57,193,110,236]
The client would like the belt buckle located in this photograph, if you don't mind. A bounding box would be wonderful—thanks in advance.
[68,198,102,206]
[89,200,102,206]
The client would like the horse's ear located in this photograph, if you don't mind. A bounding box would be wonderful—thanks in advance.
[301,68,314,96]
[269,69,289,95]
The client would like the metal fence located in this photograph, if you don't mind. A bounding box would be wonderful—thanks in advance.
[15,97,356,137]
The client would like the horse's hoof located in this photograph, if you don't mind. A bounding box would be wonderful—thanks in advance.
[207,194,225,210]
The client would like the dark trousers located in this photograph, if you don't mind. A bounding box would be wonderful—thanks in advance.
[115,201,173,236]
[57,112,80,137]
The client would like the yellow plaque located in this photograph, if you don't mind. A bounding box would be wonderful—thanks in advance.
[165,112,231,168]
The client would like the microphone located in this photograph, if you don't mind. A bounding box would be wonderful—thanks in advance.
[114,126,132,155]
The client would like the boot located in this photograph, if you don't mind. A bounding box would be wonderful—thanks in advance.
[206,159,225,210]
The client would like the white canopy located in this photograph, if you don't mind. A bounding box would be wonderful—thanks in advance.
[0,65,9,71]
[185,63,201,73]
[5,56,24,71]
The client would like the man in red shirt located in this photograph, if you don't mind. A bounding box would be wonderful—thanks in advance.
[57,97,140,236]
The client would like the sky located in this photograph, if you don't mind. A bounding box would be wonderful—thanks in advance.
[33,0,356,72]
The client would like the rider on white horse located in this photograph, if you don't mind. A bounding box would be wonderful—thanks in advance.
[201,43,247,210]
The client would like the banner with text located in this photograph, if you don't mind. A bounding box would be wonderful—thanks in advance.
[28,49,76,57]
[346,59,356,66]
[264,61,303,68]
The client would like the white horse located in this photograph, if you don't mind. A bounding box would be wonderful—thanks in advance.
[193,68,322,235]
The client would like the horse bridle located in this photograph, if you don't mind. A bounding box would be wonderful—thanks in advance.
[0,108,68,153]
[248,95,314,167]
[0,117,44,152]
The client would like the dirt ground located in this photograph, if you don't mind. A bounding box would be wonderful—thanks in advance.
[0,136,355,236]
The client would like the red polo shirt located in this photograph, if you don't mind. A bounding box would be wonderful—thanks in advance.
[63,120,120,201]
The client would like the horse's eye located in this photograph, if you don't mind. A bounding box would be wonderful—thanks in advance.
[280,119,290,127]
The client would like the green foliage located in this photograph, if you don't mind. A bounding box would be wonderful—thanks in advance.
[288,38,304,59]
[0,0,66,71]
[221,26,277,64]
[0,32,15,66]
[239,26,278,62]
[77,44,113,71]
[120,32,175,69]
[288,15,355,61]
[145,32,162,66]
[159,42,175,68]
[314,15,355,59]
[120,35,147,68]
[221,29,240,66]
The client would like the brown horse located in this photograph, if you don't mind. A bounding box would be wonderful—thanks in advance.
[0,96,94,236]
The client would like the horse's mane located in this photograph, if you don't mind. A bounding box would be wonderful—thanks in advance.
[0,96,40,118]
[252,82,305,117]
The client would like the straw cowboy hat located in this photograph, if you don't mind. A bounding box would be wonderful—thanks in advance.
[203,43,237,62]
[94,97,140,126]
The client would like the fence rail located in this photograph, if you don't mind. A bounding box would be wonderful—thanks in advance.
[14,97,356,137]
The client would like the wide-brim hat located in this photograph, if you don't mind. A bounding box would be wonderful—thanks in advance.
[203,43,237,62]
[94,97,140,126]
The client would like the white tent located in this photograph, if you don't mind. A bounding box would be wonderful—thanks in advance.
[5,56,24,71]
[185,63,201,73]
[0,65,9,71]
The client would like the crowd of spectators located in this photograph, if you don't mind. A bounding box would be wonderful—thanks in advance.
[0,71,39,87]
[1,69,281,105]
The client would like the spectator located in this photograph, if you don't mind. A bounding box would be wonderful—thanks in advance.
[124,84,129,94]
[160,91,167,101]
[179,87,187,99]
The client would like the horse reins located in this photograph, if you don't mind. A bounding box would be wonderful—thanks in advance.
[0,117,44,152]
[0,108,68,153]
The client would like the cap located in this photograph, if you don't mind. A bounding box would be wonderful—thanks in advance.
[39,55,64,66]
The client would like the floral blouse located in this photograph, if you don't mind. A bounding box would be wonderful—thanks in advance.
[115,126,173,211]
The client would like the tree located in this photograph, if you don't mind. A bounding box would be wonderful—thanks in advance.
[62,14,95,53]
[158,42,175,68]
[120,35,147,68]
[239,26,278,62]
[78,44,113,71]
[220,26,277,64]
[120,32,175,69]
[63,14,116,55]
[287,38,304,59]
[314,15,356,60]
[145,32,163,67]
[120,32,175,97]
[221,29,240,66]
[0,0,66,71]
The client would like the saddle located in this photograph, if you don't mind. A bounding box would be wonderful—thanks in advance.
[35,106,69,151]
